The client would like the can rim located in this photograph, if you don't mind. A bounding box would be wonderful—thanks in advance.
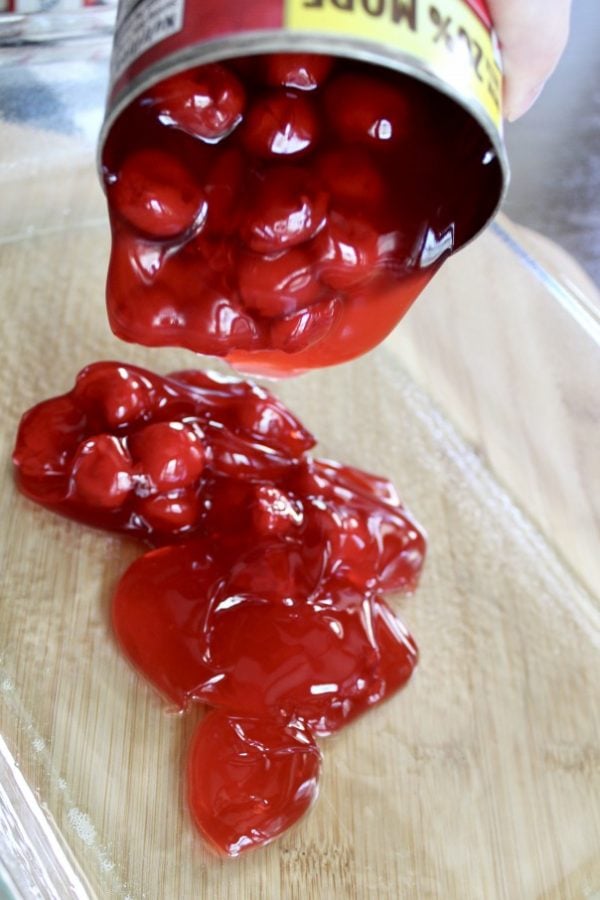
[98,30,510,253]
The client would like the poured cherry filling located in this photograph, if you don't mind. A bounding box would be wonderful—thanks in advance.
[13,361,425,854]
[102,52,501,375]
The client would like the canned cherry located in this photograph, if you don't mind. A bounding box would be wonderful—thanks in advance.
[102,53,503,375]
[144,63,246,141]
[108,148,207,239]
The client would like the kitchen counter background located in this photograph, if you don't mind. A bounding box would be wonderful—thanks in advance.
[504,0,600,287]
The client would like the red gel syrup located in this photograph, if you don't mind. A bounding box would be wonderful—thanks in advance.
[111,538,419,730]
[187,711,321,857]
[102,54,502,375]
[13,362,425,854]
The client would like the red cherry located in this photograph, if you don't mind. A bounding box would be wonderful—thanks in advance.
[108,236,261,354]
[153,256,266,356]
[184,293,267,355]
[252,486,303,536]
[309,502,378,589]
[105,230,186,346]
[146,63,245,141]
[241,166,328,253]
[13,395,85,487]
[107,263,188,348]
[304,459,426,592]
[315,214,381,289]
[108,148,207,238]
[314,146,386,212]
[70,435,133,509]
[136,488,201,532]
[13,362,428,594]
[112,542,218,708]
[270,295,342,353]
[129,420,205,492]
[187,711,321,856]
[238,247,322,318]
[163,369,315,459]
[324,72,413,147]
[261,53,334,91]
[106,229,169,342]
[73,362,156,430]
[205,421,295,480]
[234,393,316,457]
[242,90,318,158]
[203,147,245,235]
[106,227,166,290]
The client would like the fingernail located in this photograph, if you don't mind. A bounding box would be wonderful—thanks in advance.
[506,82,545,122]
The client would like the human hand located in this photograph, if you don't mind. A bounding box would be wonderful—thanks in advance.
[487,0,572,120]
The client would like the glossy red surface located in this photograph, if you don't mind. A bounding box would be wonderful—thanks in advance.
[146,63,246,141]
[109,148,208,239]
[102,53,502,375]
[13,362,425,854]
[187,711,321,856]
[12,361,314,540]
[260,52,334,91]
[112,537,419,731]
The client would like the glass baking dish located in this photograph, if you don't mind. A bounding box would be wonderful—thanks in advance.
[0,37,599,899]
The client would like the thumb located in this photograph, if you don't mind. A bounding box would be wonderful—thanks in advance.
[487,0,572,120]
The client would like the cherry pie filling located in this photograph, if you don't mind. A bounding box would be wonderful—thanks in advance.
[13,360,425,854]
[102,53,502,375]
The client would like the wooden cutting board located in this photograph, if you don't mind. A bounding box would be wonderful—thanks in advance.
[0,132,599,899]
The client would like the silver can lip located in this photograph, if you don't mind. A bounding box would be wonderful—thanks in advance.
[99,31,509,251]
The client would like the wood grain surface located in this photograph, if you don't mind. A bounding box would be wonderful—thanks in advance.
[1,140,599,899]
[389,212,600,599]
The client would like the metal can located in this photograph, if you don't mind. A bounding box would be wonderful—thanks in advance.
[101,0,508,232]
[98,0,508,375]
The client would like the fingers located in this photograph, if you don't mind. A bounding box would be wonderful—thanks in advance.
[487,0,572,120]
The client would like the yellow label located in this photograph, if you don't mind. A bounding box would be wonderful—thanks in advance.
[285,0,503,131]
